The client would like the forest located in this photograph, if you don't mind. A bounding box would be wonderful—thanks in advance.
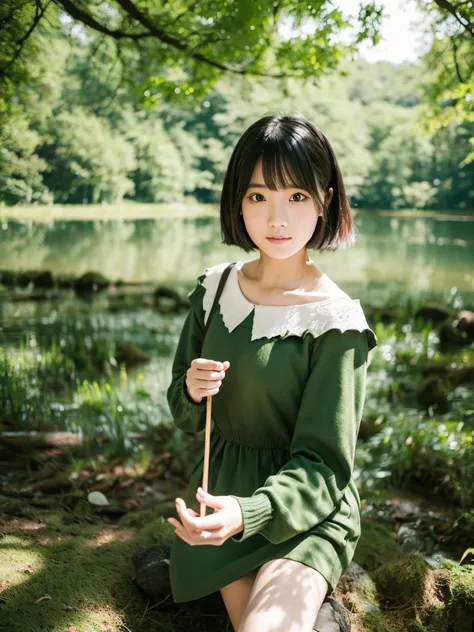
[0,2,473,632]
[0,0,473,212]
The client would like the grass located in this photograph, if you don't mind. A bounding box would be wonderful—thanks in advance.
[2,507,472,632]
[0,202,220,223]
[0,508,229,632]
[0,511,162,632]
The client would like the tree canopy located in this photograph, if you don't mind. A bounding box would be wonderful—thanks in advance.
[0,1,472,210]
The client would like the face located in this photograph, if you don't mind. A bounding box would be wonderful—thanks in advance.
[241,159,330,259]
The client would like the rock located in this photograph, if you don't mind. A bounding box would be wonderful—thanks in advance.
[131,544,225,613]
[132,544,173,604]
[439,322,471,347]
[353,519,403,572]
[372,553,439,611]
[75,272,109,293]
[340,562,380,615]
[17,270,55,289]
[416,376,450,413]
[114,341,151,366]
[439,309,474,347]
[0,494,33,516]
[154,286,188,314]
[313,596,351,631]
[0,270,17,286]
[397,523,427,554]
[414,302,455,324]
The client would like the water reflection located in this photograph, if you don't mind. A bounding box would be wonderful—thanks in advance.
[1,210,473,305]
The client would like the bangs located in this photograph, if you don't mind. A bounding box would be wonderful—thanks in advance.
[251,136,325,202]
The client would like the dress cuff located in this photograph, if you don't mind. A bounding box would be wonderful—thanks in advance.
[182,376,206,407]
[230,493,273,542]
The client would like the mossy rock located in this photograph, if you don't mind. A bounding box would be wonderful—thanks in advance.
[0,494,35,517]
[75,271,109,293]
[435,563,474,631]
[363,610,404,632]
[353,518,403,572]
[372,554,444,616]
[17,270,55,288]
[153,285,188,314]
[0,270,18,287]
[414,303,455,324]
[114,341,151,366]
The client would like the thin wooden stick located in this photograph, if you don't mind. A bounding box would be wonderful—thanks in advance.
[200,394,212,517]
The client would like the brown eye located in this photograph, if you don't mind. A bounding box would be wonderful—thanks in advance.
[291,193,307,202]
[249,193,264,202]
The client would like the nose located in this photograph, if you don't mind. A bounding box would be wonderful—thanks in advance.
[268,202,288,228]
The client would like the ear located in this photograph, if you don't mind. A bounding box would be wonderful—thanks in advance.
[325,187,334,210]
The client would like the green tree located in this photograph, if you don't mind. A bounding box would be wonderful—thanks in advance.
[39,108,136,203]
[1,0,385,109]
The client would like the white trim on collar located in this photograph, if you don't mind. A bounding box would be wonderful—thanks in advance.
[199,260,377,346]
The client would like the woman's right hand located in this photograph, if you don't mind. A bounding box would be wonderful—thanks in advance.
[185,359,230,404]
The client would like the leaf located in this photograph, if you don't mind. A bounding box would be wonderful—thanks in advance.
[87,491,110,506]
[460,547,474,565]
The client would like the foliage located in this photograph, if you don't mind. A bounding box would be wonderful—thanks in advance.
[358,415,474,508]
[416,0,474,133]
[0,1,472,209]
[40,108,136,204]
[1,0,385,107]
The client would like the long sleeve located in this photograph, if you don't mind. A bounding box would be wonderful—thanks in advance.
[166,276,207,434]
[230,327,371,544]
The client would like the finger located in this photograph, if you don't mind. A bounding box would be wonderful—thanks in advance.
[176,525,221,546]
[196,369,225,381]
[197,488,226,510]
[192,358,224,371]
[193,385,221,397]
[177,498,220,534]
[172,512,216,544]
[174,525,193,546]
[176,499,201,533]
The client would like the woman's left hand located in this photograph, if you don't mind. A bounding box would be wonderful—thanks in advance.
[167,487,244,546]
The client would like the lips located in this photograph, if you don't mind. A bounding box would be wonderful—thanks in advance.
[267,236,291,241]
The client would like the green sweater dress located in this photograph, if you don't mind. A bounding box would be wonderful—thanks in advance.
[166,260,378,603]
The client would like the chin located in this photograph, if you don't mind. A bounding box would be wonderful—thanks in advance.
[257,244,305,260]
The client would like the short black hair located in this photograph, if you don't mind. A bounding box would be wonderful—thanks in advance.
[220,113,355,252]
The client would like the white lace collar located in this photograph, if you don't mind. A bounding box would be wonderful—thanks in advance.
[198,260,377,348]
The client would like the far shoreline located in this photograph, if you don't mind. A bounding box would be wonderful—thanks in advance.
[1,204,473,223]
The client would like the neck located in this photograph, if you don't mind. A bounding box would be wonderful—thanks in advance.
[253,248,319,291]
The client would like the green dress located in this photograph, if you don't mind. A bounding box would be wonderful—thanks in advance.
[166,260,378,603]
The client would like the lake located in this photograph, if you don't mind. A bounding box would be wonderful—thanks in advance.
[1,207,474,308]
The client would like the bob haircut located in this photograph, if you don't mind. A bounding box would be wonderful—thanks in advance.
[220,113,355,252]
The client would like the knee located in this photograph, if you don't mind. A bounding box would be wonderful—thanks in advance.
[239,559,328,632]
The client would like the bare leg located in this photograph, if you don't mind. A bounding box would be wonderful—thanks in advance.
[220,569,259,632]
[239,559,329,632]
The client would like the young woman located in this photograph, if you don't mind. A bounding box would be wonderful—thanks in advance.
[166,113,378,632]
